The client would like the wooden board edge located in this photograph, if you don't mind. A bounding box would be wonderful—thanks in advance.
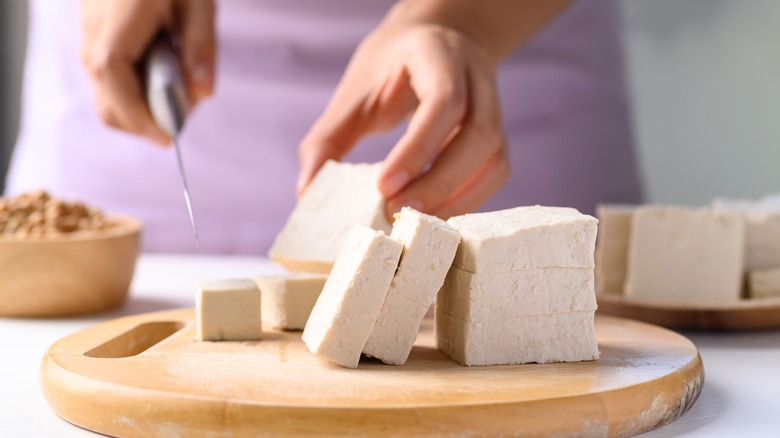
[597,294,780,331]
[39,341,704,437]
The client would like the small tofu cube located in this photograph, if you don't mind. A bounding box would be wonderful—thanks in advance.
[302,225,402,368]
[255,273,328,330]
[437,266,597,322]
[196,279,262,341]
[595,205,635,295]
[625,207,744,303]
[269,161,391,274]
[363,208,461,365]
[447,206,598,274]
[749,268,780,299]
[436,311,599,366]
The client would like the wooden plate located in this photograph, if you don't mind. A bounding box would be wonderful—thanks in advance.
[40,309,703,437]
[597,294,780,330]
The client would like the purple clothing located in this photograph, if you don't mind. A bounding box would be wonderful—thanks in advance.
[7,0,642,255]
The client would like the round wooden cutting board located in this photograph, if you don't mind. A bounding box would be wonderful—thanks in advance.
[41,309,703,437]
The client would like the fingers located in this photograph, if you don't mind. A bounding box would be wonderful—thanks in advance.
[431,148,511,220]
[297,64,417,197]
[297,48,422,197]
[377,34,468,198]
[386,59,505,216]
[94,61,171,146]
[297,101,366,197]
[177,0,216,103]
[80,0,173,145]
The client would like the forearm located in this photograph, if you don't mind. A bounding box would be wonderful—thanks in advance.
[383,0,572,63]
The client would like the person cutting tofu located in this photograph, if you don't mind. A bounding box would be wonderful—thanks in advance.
[6,0,643,254]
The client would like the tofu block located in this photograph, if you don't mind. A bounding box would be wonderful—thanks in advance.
[436,311,599,366]
[744,214,780,270]
[712,199,780,270]
[625,206,744,303]
[301,225,402,368]
[437,266,597,321]
[362,208,461,365]
[447,206,598,274]
[749,268,780,299]
[269,160,391,274]
[255,273,327,330]
[196,279,262,341]
[595,205,635,295]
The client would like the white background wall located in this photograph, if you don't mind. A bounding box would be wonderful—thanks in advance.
[1,0,779,203]
[622,0,780,205]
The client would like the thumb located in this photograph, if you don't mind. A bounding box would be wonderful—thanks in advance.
[178,0,216,103]
[297,94,369,198]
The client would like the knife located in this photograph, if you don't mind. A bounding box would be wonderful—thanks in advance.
[144,31,200,247]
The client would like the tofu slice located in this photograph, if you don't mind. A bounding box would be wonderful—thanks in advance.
[255,273,327,330]
[301,225,402,368]
[436,310,599,366]
[437,266,596,322]
[269,161,391,274]
[196,279,262,341]
[749,268,780,299]
[625,206,744,303]
[363,208,460,365]
[447,206,598,274]
[363,291,431,366]
[595,205,635,296]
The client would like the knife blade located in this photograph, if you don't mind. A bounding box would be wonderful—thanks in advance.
[144,31,200,247]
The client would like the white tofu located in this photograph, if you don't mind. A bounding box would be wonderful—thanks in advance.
[269,160,392,274]
[363,291,430,365]
[196,279,262,341]
[625,206,744,303]
[712,199,780,270]
[436,310,599,366]
[255,273,327,330]
[301,225,402,368]
[437,266,596,321]
[749,268,780,299]
[595,205,635,296]
[744,214,780,270]
[362,208,461,365]
[447,206,598,274]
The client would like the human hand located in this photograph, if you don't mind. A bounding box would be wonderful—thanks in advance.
[297,22,509,220]
[80,0,216,146]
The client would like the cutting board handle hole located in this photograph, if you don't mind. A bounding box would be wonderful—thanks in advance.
[84,321,185,358]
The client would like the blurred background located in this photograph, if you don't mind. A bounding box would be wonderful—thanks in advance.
[1,0,778,202]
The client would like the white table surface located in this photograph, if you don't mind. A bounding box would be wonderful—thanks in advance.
[2,254,779,437]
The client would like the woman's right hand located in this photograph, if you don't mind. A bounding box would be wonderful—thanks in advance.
[80,0,216,146]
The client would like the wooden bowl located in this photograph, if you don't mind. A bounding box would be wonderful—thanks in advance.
[0,217,142,317]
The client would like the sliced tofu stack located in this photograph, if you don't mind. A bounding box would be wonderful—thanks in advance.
[255,273,327,330]
[594,204,635,296]
[437,206,600,366]
[625,206,744,303]
[302,225,402,368]
[269,160,391,274]
[363,208,460,365]
[196,279,262,341]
